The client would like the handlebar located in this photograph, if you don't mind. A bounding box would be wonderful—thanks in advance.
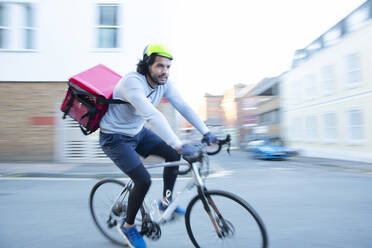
[181,134,231,164]
[204,134,231,156]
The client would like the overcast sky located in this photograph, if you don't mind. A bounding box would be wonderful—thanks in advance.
[163,0,366,108]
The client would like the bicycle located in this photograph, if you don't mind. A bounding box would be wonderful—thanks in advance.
[89,135,269,247]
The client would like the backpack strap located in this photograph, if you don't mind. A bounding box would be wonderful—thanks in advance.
[95,90,154,104]
[68,82,128,105]
[79,124,94,135]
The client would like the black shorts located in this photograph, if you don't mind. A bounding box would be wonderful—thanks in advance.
[99,127,164,173]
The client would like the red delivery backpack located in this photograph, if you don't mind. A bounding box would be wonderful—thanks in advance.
[60,64,126,135]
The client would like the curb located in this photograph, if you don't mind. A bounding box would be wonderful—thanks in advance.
[287,157,372,173]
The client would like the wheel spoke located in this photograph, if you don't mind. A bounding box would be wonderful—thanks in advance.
[185,190,268,248]
[89,179,144,246]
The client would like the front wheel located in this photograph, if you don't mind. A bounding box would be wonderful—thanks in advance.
[185,190,268,248]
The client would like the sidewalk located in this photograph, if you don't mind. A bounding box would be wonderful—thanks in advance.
[1,151,372,178]
[0,156,171,179]
[288,156,372,173]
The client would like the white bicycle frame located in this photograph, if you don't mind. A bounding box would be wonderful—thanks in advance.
[111,151,210,225]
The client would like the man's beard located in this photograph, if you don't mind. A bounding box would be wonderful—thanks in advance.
[148,72,167,85]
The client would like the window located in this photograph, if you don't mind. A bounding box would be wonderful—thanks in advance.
[298,117,305,141]
[242,98,257,110]
[0,4,8,48]
[306,40,322,54]
[346,53,362,87]
[291,81,302,104]
[323,113,337,143]
[208,101,220,107]
[289,82,296,105]
[304,74,317,100]
[305,115,318,142]
[23,4,35,49]
[347,6,370,32]
[323,26,341,47]
[260,109,279,125]
[291,118,301,141]
[348,109,364,143]
[0,3,36,50]
[96,4,121,49]
[321,65,335,96]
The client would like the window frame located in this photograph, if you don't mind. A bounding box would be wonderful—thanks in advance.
[291,117,302,142]
[346,5,370,32]
[320,65,335,96]
[322,112,337,144]
[346,107,366,145]
[304,74,317,101]
[0,2,37,52]
[346,52,362,88]
[94,3,122,52]
[305,115,318,142]
[323,26,341,47]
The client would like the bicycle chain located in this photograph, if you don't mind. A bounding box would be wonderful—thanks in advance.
[140,218,161,240]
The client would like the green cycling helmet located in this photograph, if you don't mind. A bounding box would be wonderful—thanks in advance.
[143,43,173,60]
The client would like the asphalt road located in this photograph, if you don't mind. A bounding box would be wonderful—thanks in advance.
[1,152,372,248]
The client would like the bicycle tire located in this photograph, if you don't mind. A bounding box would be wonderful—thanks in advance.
[89,178,144,245]
[185,190,268,248]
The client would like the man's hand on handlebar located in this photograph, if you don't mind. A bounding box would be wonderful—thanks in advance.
[202,132,218,145]
[178,144,201,163]
[177,134,231,164]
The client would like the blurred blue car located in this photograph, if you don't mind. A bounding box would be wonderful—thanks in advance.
[246,137,298,160]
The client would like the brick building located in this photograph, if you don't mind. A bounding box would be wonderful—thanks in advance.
[0,82,66,161]
[198,93,224,127]
[250,77,282,138]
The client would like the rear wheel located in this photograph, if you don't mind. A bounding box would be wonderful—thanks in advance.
[185,190,268,248]
[89,179,144,245]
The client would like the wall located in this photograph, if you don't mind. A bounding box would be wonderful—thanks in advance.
[0,82,66,161]
[282,21,372,162]
[0,0,171,81]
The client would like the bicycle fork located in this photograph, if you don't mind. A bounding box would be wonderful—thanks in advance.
[197,187,233,238]
[191,163,232,238]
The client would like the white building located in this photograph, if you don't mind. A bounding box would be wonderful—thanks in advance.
[0,0,172,79]
[0,0,176,162]
[282,0,372,162]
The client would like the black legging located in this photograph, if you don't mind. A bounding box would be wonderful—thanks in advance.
[126,164,151,225]
[149,141,181,197]
[125,142,180,225]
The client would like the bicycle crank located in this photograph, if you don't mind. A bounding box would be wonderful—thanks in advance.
[140,220,161,240]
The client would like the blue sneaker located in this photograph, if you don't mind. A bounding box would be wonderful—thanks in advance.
[158,200,186,216]
[117,219,146,248]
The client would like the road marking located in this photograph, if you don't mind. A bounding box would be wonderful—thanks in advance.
[0,170,229,181]
[0,177,95,181]
[208,170,233,178]
[0,177,196,181]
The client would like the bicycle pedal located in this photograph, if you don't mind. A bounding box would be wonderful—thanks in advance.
[141,220,161,240]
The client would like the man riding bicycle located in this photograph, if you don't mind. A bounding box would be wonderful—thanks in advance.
[99,43,217,248]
